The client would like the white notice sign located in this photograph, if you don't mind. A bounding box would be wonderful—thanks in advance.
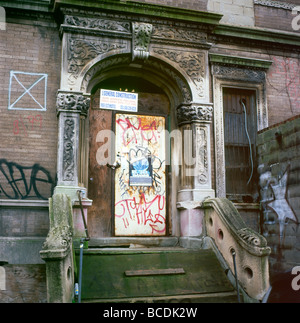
[100,89,138,112]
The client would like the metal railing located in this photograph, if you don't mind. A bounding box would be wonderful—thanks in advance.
[76,190,90,303]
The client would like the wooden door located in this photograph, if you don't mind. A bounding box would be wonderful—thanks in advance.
[88,107,113,237]
[88,87,170,238]
[114,114,167,236]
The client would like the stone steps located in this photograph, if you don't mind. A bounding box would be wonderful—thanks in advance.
[75,247,239,303]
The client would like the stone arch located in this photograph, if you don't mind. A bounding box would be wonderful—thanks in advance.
[79,53,192,107]
[78,53,195,236]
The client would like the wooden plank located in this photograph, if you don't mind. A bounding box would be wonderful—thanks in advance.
[0,265,46,303]
[125,268,185,277]
[88,92,113,238]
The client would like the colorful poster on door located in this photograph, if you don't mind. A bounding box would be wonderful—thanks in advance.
[114,114,166,236]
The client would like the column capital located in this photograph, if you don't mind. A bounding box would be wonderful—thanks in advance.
[176,102,213,126]
[56,91,90,116]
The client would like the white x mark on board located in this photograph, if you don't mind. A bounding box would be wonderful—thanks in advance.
[8,71,48,111]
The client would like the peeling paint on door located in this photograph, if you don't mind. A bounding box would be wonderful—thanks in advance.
[114,114,166,236]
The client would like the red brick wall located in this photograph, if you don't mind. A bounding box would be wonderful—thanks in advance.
[0,21,60,200]
[266,55,300,126]
[255,4,299,32]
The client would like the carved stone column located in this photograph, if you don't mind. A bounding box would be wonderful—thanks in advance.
[54,91,90,200]
[176,102,215,244]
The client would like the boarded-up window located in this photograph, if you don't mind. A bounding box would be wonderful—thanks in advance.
[223,88,258,203]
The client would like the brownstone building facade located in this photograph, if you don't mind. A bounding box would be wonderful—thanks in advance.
[0,0,300,303]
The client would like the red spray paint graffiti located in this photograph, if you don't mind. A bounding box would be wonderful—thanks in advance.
[114,114,166,236]
[116,116,163,146]
[13,115,43,136]
[115,193,166,234]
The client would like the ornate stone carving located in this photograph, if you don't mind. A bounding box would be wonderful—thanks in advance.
[81,55,132,92]
[68,38,127,86]
[177,104,212,190]
[177,103,213,125]
[196,126,209,185]
[152,25,207,43]
[64,15,131,33]
[254,0,296,10]
[80,54,192,103]
[132,22,153,60]
[56,92,90,116]
[63,119,75,182]
[153,49,205,98]
[237,228,268,248]
[43,225,73,250]
[212,65,266,83]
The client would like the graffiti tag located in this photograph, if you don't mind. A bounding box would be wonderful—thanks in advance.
[0,159,55,200]
[115,193,166,234]
[13,114,43,136]
[116,116,164,146]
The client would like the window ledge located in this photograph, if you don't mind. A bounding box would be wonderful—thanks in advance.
[0,199,49,208]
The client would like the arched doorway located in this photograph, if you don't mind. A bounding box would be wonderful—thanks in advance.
[81,55,190,239]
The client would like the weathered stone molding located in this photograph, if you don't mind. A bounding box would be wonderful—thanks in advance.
[67,36,127,87]
[80,54,192,104]
[61,12,212,50]
[143,58,192,104]
[153,48,206,100]
[203,198,271,301]
[151,24,210,49]
[211,64,266,83]
[209,53,273,70]
[63,118,75,182]
[177,102,214,204]
[58,2,222,28]
[42,224,72,251]
[254,0,297,10]
[177,103,213,125]
[132,22,153,61]
[60,11,212,97]
[56,91,90,186]
[212,24,300,49]
[63,15,131,33]
[195,125,209,186]
[80,55,132,93]
[152,25,207,43]
[56,91,91,116]
[40,194,74,303]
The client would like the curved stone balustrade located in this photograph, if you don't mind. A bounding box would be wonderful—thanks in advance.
[203,198,271,301]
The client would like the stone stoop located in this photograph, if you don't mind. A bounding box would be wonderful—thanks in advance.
[75,247,239,303]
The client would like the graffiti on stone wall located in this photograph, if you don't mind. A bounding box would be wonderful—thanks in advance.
[260,165,299,245]
[0,159,55,200]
